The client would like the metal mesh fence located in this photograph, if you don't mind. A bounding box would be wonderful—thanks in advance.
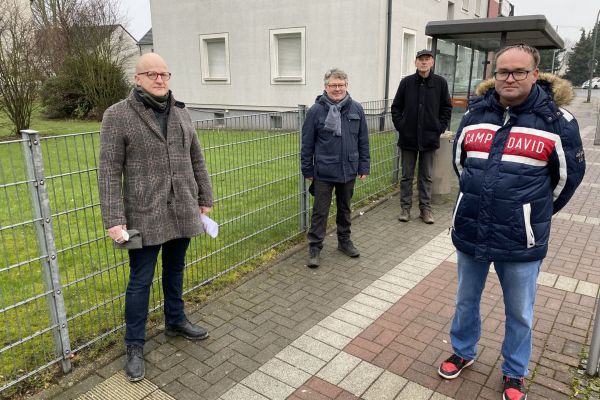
[0,101,398,394]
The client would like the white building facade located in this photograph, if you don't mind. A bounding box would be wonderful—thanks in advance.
[150,0,488,118]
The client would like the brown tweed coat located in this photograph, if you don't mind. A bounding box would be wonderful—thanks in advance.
[99,90,213,246]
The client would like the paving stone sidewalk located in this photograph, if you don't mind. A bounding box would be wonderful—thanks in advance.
[41,97,599,400]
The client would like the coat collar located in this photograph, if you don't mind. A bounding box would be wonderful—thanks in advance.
[470,81,563,123]
[127,89,178,142]
[474,72,573,107]
[414,71,435,87]
[315,93,354,112]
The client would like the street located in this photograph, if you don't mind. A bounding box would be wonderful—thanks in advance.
[574,87,600,99]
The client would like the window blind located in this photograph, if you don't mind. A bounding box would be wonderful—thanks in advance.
[207,39,227,78]
[277,35,301,77]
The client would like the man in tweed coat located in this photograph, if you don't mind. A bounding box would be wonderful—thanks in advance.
[99,53,213,382]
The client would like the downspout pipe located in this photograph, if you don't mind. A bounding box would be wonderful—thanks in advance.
[382,0,392,131]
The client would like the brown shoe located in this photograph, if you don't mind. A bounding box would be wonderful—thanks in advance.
[420,209,434,224]
[398,208,410,222]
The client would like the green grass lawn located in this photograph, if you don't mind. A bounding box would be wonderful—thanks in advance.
[0,107,101,139]
[0,118,399,393]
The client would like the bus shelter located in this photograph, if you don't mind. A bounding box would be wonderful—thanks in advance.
[425,15,563,131]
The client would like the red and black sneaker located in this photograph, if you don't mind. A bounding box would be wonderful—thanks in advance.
[437,354,474,379]
[503,376,527,400]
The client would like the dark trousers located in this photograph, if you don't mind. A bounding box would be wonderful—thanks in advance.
[400,148,434,211]
[307,179,355,250]
[125,237,190,347]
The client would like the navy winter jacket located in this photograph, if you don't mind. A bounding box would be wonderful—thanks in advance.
[301,94,370,183]
[451,74,586,262]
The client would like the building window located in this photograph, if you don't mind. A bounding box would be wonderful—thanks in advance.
[401,29,416,78]
[200,33,230,84]
[270,115,283,129]
[214,112,225,126]
[270,27,305,84]
[462,0,469,11]
[447,1,455,20]
[475,0,481,15]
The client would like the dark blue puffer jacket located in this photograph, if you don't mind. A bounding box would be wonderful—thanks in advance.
[301,94,370,183]
[451,74,586,262]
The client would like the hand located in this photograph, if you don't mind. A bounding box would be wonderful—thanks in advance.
[108,225,127,243]
[358,174,368,181]
[200,206,212,214]
[305,176,313,181]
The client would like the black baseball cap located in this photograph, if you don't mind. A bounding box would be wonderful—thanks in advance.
[416,49,434,58]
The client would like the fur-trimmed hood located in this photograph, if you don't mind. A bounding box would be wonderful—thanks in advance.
[474,72,574,107]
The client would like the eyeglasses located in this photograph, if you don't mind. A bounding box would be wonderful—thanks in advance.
[137,71,172,81]
[327,84,347,89]
[493,70,532,81]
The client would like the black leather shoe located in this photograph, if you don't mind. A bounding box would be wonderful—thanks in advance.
[307,247,320,268]
[125,345,145,382]
[165,318,209,340]
[338,241,360,257]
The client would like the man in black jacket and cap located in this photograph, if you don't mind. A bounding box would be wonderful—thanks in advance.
[391,49,452,224]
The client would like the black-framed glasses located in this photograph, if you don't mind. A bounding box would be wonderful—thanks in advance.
[493,70,532,81]
[137,71,172,81]
[327,84,347,89]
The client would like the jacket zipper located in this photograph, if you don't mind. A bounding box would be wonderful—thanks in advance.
[449,192,464,234]
[523,203,536,248]
[503,107,510,126]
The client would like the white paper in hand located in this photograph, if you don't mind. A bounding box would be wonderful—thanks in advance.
[200,214,219,238]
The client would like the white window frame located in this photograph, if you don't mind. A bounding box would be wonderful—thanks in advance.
[401,28,417,78]
[270,27,306,84]
[462,0,469,12]
[199,33,230,84]
[474,0,481,16]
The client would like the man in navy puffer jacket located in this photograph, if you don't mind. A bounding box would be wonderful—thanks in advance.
[301,68,370,268]
[437,44,585,400]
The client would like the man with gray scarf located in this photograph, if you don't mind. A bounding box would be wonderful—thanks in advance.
[99,53,213,382]
[301,68,370,268]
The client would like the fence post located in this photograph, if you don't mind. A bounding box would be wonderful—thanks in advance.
[379,99,388,132]
[586,104,600,375]
[20,130,72,374]
[383,99,401,184]
[594,103,600,146]
[587,297,600,375]
[297,105,309,231]
[393,137,400,185]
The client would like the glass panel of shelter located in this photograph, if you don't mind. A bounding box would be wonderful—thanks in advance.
[432,38,492,132]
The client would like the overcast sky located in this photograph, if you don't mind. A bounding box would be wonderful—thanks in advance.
[120,0,151,41]
[120,0,599,45]
[511,0,598,46]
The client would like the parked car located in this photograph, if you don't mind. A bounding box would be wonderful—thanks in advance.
[582,77,600,89]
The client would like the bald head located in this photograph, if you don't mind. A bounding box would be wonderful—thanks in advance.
[134,53,170,97]
[136,52,168,74]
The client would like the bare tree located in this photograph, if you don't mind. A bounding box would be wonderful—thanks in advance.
[0,0,42,135]
[30,0,78,76]
[71,0,135,117]
[31,0,134,118]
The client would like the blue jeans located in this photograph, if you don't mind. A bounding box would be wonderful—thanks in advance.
[450,250,542,378]
[125,237,190,347]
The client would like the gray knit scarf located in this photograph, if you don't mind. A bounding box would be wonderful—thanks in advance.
[134,86,171,112]
[321,92,351,136]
